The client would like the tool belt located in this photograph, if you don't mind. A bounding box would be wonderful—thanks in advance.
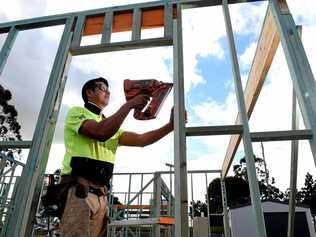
[74,176,108,199]
[41,157,112,218]
[41,175,108,218]
[70,156,113,188]
[41,176,75,218]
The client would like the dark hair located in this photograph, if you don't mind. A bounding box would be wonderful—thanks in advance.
[81,77,109,103]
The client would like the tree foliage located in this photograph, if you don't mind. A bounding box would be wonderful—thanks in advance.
[0,84,22,166]
[207,176,250,213]
[292,172,316,215]
[233,155,284,201]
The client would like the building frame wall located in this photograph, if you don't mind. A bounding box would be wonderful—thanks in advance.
[0,0,315,236]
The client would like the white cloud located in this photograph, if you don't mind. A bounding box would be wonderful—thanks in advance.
[0,0,45,21]
[229,2,268,36]
[240,42,257,71]
[192,92,237,126]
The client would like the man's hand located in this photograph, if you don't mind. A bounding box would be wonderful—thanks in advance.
[168,107,188,130]
[126,94,150,110]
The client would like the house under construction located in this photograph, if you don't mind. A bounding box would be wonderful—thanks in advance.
[0,0,316,236]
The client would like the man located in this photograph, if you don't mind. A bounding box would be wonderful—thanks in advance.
[60,77,175,237]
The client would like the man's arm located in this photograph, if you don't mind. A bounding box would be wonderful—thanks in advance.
[119,123,173,147]
[80,95,149,141]
[119,108,185,147]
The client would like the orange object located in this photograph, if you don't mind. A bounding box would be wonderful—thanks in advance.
[112,204,169,209]
[124,79,173,120]
[158,217,176,225]
[83,6,176,36]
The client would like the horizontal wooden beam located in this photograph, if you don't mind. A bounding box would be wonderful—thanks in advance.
[222,7,280,177]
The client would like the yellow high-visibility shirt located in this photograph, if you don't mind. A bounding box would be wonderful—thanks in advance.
[61,106,124,175]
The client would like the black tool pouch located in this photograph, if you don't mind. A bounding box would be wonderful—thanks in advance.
[74,177,90,199]
[41,181,73,218]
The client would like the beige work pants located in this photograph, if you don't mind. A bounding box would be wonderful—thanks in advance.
[60,186,108,237]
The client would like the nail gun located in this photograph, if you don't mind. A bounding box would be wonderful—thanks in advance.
[124,79,173,120]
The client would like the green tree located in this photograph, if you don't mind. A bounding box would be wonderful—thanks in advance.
[0,84,22,167]
[207,176,250,213]
[296,172,316,215]
[233,155,284,201]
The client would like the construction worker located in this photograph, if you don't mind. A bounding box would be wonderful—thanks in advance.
[60,77,176,237]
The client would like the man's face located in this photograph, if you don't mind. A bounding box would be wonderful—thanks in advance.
[87,82,110,108]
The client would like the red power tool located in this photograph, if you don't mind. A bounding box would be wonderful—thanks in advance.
[124,79,173,120]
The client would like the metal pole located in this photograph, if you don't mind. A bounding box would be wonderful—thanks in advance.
[166,163,174,237]
[191,173,194,203]
[127,174,132,220]
[220,177,230,237]
[260,142,269,186]
[5,17,74,236]
[125,174,132,237]
[0,26,18,75]
[0,165,15,222]
[107,177,114,237]
[287,25,301,237]
[165,163,174,216]
[140,174,144,218]
[222,1,267,236]
[287,80,299,237]
[205,173,211,235]
[138,174,144,237]
[173,3,189,237]
[270,0,316,167]
[153,173,162,237]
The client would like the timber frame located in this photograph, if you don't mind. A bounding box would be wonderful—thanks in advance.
[0,0,315,236]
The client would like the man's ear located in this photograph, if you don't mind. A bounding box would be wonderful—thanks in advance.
[86,89,94,98]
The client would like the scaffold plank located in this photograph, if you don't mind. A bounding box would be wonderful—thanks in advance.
[109,217,175,226]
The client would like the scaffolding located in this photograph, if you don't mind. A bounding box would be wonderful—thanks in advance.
[0,0,315,236]
[106,170,220,237]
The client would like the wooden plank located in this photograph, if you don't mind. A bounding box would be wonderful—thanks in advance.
[109,217,175,226]
[159,217,176,225]
[83,6,176,36]
[222,7,280,177]
[112,204,169,209]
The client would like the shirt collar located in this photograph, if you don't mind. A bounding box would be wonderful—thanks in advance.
[84,101,103,116]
